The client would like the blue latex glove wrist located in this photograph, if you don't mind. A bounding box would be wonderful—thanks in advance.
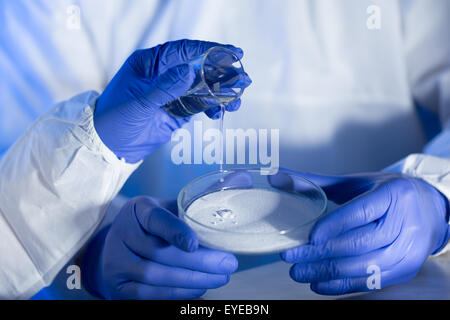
[94,39,244,164]
[81,196,238,300]
[270,170,450,295]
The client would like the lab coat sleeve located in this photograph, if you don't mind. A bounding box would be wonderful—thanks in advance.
[387,0,450,255]
[0,91,140,299]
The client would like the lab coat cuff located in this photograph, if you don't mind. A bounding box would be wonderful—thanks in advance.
[0,91,141,298]
[79,91,143,172]
[384,153,450,255]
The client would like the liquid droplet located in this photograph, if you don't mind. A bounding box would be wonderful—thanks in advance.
[216,209,235,219]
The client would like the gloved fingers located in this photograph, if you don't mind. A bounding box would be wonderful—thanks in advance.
[204,98,242,119]
[282,217,400,262]
[288,256,368,284]
[305,244,420,295]
[309,184,392,245]
[141,63,195,109]
[177,39,244,63]
[123,228,238,275]
[153,39,243,76]
[153,198,178,216]
[311,277,367,295]
[133,197,199,252]
[116,282,206,300]
[205,68,252,91]
[204,105,224,119]
[158,108,191,130]
[310,268,418,295]
[206,47,243,68]
[310,277,369,295]
[126,260,230,289]
[268,169,344,197]
[226,98,242,112]
[268,169,343,190]
[288,230,413,283]
[268,170,376,205]
[216,71,252,90]
[155,245,239,275]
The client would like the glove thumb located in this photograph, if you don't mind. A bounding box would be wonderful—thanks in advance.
[144,63,195,109]
[269,169,344,192]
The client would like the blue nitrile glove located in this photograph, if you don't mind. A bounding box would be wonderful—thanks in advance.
[81,196,238,300]
[94,39,244,164]
[269,170,450,295]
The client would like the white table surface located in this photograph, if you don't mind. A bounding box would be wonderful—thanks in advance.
[203,251,450,300]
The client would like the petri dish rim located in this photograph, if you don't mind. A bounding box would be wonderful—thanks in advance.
[177,168,328,236]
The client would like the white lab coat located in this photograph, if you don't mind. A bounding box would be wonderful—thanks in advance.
[0,0,449,299]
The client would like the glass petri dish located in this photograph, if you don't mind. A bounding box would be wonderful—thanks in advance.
[178,168,328,254]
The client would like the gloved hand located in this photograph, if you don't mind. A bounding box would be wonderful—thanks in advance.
[94,39,244,164]
[270,170,450,295]
[81,196,238,300]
